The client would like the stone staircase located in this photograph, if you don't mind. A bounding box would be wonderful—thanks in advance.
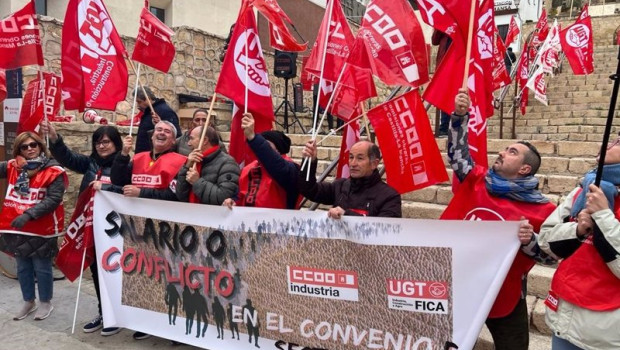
[259,29,619,350]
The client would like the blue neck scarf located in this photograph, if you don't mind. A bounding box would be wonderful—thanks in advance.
[570,163,620,218]
[485,169,549,203]
[15,154,47,196]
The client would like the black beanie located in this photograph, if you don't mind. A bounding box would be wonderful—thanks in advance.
[261,130,291,154]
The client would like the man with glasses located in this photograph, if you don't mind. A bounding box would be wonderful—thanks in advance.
[539,137,620,350]
[440,89,556,350]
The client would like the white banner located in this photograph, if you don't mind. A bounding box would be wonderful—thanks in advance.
[93,191,520,350]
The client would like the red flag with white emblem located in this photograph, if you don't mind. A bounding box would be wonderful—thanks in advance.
[0,1,44,69]
[532,9,549,47]
[560,5,594,75]
[367,90,448,194]
[355,0,429,88]
[252,0,308,52]
[526,66,548,105]
[61,0,128,111]
[424,0,495,167]
[492,29,511,90]
[535,19,561,75]
[516,41,530,115]
[216,1,274,164]
[132,7,176,72]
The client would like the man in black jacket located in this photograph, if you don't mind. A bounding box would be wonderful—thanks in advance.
[135,86,181,153]
[299,140,402,218]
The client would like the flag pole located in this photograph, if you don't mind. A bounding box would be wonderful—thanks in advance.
[71,246,88,334]
[38,68,49,145]
[198,93,218,146]
[305,0,335,181]
[359,102,371,139]
[311,63,348,141]
[129,63,141,136]
[126,57,156,118]
[462,0,477,89]
[316,113,364,145]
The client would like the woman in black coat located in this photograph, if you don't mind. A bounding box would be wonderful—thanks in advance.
[40,121,123,335]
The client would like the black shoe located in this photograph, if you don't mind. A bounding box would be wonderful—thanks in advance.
[133,331,151,340]
[437,130,448,138]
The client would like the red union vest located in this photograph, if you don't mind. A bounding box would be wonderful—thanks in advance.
[131,151,186,191]
[238,155,301,209]
[550,189,620,311]
[0,160,67,236]
[441,165,556,318]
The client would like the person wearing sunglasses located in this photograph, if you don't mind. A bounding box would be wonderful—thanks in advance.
[40,120,123,336]
[0,131,68,322]
[539,138,620,350]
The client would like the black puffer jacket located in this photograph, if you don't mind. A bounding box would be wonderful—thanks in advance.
[299,161,402,218]
[0,159,66,258]
[49,134,122,194]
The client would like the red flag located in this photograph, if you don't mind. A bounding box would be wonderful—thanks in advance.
[18,73,61,133]
[417,0,470,42]
[535,20,561,74]
[215,3,275,123]
[355,0,429,88]
[560,5,594,75]
[0,1,44,69]
[217,2,274,164]
[532,9,549,47]
[228,104,273,165]
[0,69,6,104]
[492,30,511,90]
[305,0,355,82]
[336,118,360,178]
[516,41,530,115]
[526,66,547,105]
[367,90,448,194]
[132,7,175,72]
[61,0,129,111]
[505,16,519,47]
[55,186,96,282]
[252,0,308,52]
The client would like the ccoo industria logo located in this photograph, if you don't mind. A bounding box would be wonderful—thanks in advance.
[287,266,359,302]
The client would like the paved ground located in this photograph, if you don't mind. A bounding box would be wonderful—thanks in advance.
[0,270,197,350]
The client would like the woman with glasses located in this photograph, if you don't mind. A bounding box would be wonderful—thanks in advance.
[40,120,123,335]
[0,131,67,321]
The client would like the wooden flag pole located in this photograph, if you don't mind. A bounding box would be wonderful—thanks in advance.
[198,93,218,147]
[462,0,477,89]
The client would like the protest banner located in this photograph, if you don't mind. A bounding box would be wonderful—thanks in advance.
[94,191,520,350]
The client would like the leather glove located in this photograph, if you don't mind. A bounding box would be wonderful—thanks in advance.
[11,213,32,228]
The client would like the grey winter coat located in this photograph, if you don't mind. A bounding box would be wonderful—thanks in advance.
[176,148,240,205]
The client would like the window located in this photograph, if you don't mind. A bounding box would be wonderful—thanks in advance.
[498,24,509,42]
[150,6,166,23]
[34,0,47,15]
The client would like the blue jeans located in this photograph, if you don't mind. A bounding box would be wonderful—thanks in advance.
[552,335,585,350]
[16,256,53,302]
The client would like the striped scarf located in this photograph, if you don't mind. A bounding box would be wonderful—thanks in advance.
[485,169,548,203]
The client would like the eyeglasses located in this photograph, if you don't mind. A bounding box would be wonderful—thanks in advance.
[95,139,112,148]
[19,142,39,151]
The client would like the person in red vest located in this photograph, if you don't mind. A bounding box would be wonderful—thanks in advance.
[539,139,620,350]
[222,113,300,210]
[0,132,67,321]
[441,88,557,350]
[111,121,186,202]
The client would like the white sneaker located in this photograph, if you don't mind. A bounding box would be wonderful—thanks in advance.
[13,300,37,321]
[33,301,53,320]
